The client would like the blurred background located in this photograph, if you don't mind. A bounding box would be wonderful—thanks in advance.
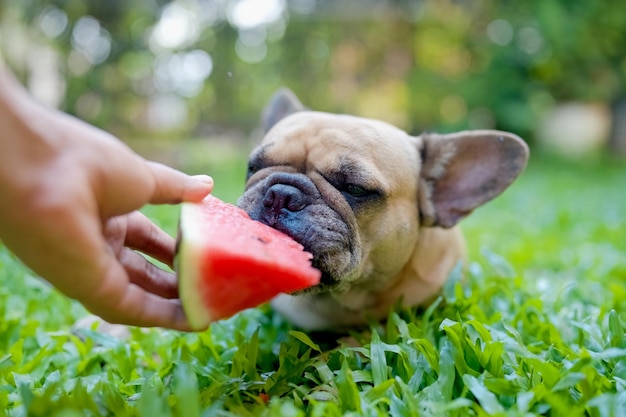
[1,0,625,183]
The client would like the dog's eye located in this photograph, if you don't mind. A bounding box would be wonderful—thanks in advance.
[247,163,258,178]
[345,184,369,197]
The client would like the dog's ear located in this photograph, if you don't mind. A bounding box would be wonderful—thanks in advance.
[418,130,529,228]
[262,88,306,133]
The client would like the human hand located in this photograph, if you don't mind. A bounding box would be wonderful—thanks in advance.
[0,66,212,330]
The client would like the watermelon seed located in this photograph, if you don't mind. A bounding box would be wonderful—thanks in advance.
[253,236,269,244]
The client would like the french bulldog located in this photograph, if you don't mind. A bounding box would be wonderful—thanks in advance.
[238,89,529,330]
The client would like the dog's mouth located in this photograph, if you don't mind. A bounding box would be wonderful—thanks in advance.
[238,174,356,293]
[253,218,349,294]
[307,259,341,290]
[271,225,340,290]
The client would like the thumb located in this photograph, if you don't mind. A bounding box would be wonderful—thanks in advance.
[147,162,213,204]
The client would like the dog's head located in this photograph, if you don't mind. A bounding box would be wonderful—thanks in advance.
[238,89,529,294]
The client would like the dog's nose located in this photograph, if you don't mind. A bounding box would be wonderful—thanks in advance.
[263,184,308,213]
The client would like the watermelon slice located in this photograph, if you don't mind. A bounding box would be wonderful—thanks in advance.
[175,195,321,330]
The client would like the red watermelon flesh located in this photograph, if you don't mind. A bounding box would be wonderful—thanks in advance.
[176,195,321,330]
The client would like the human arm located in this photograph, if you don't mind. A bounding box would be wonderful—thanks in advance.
[0,63,212,330]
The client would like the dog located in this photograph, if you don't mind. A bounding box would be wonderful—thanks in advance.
[238,88,529,330]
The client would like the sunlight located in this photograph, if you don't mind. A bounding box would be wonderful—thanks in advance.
[151,2,199,50]
[228,0,285,30]
[487,18,514,46]
[38,6,68,38]
[71,16,111,65]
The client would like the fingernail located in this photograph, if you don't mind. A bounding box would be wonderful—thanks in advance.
[192,175,214,187]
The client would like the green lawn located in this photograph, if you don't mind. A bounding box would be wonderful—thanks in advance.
[1,150,625,416]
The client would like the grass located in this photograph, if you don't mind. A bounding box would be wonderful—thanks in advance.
[1,149,626,416]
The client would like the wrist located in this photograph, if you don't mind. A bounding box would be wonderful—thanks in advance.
[0,63,63,146]
[0,66,64,188]
[0,63,37,120]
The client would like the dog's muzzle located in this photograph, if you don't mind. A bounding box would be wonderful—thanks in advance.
[255,172,317,227]
[261,183,308,226]
[240,171,356,289]
[245,173,317,239]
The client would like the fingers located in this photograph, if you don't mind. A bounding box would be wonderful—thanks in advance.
[107,286,191,331]
[119,247,179,299]
[87,253,192,331]
[124,211,176,267]
[95,211,188,328]
[97,158,213,219]
[147,162,213,205]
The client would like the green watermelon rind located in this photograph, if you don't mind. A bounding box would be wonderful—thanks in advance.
[177,201,217,330]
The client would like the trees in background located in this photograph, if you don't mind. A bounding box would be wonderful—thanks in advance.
[1,0,625,153]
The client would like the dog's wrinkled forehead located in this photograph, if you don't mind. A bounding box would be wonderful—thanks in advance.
[253,111,420,182]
